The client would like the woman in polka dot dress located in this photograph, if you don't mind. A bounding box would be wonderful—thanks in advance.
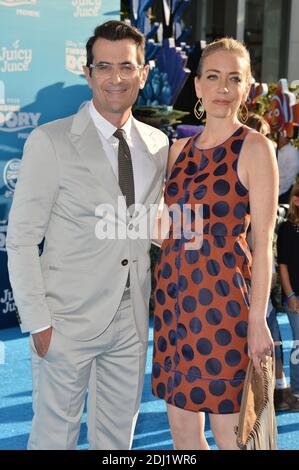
[151,38,278,450]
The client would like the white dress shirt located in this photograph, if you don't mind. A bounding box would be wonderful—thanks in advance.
[89,100,157,204]
[31,100,157,334]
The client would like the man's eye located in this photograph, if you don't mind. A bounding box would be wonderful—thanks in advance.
[98,64,111,70]
[120,64,134,71]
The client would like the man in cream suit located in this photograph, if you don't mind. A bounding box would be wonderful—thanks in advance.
[6,20,168,450]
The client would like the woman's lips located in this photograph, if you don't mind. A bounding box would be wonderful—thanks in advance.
[213,99,231,105]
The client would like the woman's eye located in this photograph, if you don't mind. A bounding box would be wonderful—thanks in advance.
[231,76,242,82]
[207,75,218,80]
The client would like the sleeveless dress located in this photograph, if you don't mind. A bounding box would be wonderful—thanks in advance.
[152,126,252,414]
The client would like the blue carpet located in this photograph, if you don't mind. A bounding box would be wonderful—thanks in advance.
[0,314,298,450]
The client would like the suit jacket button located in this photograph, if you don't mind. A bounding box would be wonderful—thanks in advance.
[121,259,128,266]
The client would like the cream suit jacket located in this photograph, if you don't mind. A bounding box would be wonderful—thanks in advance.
[6,103,168,342]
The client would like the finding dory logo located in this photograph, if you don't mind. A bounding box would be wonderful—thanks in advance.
[264,79,299,138]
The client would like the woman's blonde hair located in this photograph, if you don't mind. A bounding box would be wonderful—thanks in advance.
[288,182,299,226]
[197,37,252,83]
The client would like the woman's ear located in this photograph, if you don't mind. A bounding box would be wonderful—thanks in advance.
[242,82,251,103]
[194,76,202,98]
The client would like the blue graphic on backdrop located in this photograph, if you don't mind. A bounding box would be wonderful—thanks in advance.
[0,0,120,328]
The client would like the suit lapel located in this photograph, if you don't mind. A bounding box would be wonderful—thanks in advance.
[68,104,126,214]
[133,118,161,160]
[68,105,165,216]
[133,118,164,209]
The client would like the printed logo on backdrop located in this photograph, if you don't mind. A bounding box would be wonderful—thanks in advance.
[71,0,101,17]
[0,221,8,253]
[0,40,33,73]
[3,159,21,193]
[0,157,21,198]
[65,41,86,76]
[0,81,41,140]
[0,0,40,17]
[0,287,17,316]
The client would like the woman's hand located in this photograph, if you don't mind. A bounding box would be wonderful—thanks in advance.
[287,296,299,314]
[247,319,274,375]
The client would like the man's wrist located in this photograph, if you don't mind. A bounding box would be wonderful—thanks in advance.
[31,325,51,335]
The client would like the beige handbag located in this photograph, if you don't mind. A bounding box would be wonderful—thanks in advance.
[235,356,278,450]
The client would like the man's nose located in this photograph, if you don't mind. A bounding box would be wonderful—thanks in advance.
[110,67,123,82]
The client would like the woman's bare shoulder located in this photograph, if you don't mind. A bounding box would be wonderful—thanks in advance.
[167,137,190,175]
[242,129,276,165]
[244,128,275,151]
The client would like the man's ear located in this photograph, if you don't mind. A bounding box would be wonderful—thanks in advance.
[82,65,92,88]
[139,64,150,90]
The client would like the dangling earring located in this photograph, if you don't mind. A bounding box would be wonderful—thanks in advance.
[238,102,249,124]
[194,98,205,120]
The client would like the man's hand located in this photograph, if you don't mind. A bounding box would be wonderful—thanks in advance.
[32,327,53,357]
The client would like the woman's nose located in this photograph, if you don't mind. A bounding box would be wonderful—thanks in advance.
[218,79,229,93]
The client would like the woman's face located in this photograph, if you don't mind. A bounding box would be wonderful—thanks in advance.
[260,121,271,137]
[195,50,250,120]
[292,194,299,207]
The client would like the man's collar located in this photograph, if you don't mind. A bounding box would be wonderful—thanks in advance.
[89,100,132,140]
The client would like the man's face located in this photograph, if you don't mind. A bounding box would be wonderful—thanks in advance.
[83,38,148,120]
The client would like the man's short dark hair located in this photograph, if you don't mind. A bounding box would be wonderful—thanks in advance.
[86,20,145,71]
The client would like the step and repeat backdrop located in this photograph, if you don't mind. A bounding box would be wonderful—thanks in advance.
[0,0,120,328]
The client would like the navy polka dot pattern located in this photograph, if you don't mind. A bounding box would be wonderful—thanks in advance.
[209,380,226,396]
[212,201,230,217]
[207,259,221,276]
[195,173,209,183]
[191,268,203,284]
[189,317,202,334]
[190,387,206,404]
[193,185,208,200]
[215,328,232,346]
[197,338,213,355]
[167,182,179,197]
[206,308,223,325]
[213,147,227,163]
[213,179,231,196]
[161,262,172,279]
[152,127,252,414]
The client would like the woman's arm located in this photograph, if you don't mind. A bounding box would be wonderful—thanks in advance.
[152,138,189,246]
[277,222,299,313]
[279,264,299,313]
[241,132,279,373]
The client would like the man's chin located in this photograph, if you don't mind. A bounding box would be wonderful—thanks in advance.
[107,104,132,114]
